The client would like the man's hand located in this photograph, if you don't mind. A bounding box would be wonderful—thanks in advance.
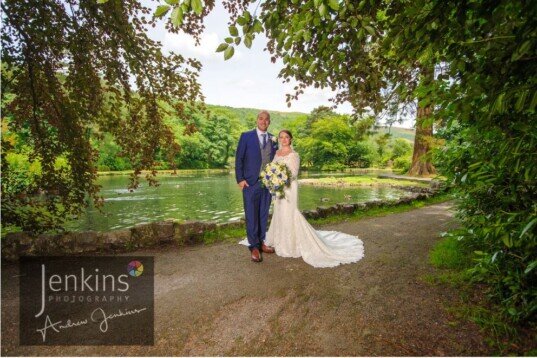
[238,180,249,190]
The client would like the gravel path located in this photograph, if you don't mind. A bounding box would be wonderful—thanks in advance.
[1,201,493,356]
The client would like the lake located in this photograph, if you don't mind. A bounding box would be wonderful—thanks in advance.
[65,171,413,232]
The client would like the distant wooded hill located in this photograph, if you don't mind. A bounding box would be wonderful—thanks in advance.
[206,104,306,131]
[206,104,415,142]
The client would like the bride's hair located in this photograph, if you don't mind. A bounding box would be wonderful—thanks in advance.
[279,129,293,144]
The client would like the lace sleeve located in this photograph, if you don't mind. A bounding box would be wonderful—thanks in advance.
[289,152,300,179]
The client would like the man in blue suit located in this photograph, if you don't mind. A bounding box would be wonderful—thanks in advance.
[235,111,277,262]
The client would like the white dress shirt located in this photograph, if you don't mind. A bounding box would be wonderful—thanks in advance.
[256,127,268,147]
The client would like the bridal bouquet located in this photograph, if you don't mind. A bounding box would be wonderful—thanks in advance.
[260,162,292,199]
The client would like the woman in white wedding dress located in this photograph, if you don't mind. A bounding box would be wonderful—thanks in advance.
[240,130,365,268]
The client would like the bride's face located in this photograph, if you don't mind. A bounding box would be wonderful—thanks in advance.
[279,132,291,147]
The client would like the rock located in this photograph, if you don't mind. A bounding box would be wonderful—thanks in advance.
[398,196,414,205]
[131,223,155,248]
[337,204,355,214]
[315,206,330,218]
[174,220,206,245]
[65,231,100,253]
[202,221,218,233]
[302,209,319,219]
[225,219,245,229]
[1,245,18,261]
[363,200,383,209]
[153,221,174,244]
[102,229,131,249]
[37,233,63,254]
[16,232,34,252]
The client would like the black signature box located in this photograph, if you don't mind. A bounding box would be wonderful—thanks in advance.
[19,256,154,345]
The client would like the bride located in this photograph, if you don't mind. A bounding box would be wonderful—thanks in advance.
[240,129,365,268]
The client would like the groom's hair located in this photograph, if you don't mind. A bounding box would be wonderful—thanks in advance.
[257,110,271,120]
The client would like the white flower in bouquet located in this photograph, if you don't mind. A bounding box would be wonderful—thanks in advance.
[260,162,292,198]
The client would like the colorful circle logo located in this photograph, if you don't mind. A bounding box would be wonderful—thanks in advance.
[127,260,144,277]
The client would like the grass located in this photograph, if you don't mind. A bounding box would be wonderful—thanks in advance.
[429,235,471,270]
[299,175,431,188]
[308,191,454,226]
[424,235,535,355]
[198,190,456,245]
[201,226,246,245]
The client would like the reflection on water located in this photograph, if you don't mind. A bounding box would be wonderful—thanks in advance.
[65,171,411,232]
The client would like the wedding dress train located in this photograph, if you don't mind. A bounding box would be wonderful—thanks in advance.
[239,150,365,268]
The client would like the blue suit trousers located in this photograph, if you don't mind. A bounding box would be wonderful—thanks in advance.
[242,181,272,251]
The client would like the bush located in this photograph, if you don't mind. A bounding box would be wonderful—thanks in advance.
[439,122,537,324]
[347,141,377,168]
[393,155,411,173]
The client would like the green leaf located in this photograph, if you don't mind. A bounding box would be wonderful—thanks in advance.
[229,25,239,37]
[253,19,263,33]
[364,25,375,36]
[96,0,109,3]
[357,28,365,40]
[234,37,241,45]
[524,260,537,275]
[318,4,327,17]
[170,6,183,27]
[244,34,253,48]
[224,46,235,60]
[512,40,532,61]
[191,0,203,15]
[164,0,178,5]
[520,218,537,238]
[501,234,512,248]
[155,5,171,18]
[216,43,228,52]
[243,10,251,23]
[328,0,339,11]
[225,37,233,44]
[236,16,246,26]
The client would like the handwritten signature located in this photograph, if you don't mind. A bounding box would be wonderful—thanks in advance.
[36,306,147,342]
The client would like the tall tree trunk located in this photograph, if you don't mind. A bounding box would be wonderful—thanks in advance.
[407,104,436,176]
[407,66,436,177]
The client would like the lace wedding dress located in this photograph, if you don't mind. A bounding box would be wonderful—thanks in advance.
[239,150,365,268]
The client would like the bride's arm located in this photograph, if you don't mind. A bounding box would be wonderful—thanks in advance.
[289,153,300,179]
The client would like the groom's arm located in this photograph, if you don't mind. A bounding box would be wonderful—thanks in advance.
[235,133,247,184]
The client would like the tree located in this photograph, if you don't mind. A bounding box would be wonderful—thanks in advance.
[201,114,234,167]
[201,0,536,323]
[299,116,354,170]
[1,0,204,232]
[212,0,438,177]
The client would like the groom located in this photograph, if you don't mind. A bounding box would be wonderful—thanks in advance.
[235,110,277,262]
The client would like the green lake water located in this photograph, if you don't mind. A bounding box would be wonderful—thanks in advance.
[65,171,412,232]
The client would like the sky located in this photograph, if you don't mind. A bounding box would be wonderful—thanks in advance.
[147,2,414,128]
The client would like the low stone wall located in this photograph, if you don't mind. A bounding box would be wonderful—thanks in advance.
[1,186,448,262]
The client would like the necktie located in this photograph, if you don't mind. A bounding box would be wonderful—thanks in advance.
[262,133,267,148]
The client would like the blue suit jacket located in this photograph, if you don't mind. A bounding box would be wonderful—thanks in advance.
[235,129,278,186]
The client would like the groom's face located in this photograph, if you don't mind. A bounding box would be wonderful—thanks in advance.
[257,113,270,132]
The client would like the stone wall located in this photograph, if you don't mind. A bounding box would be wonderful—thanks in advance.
[1,186,447,262]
